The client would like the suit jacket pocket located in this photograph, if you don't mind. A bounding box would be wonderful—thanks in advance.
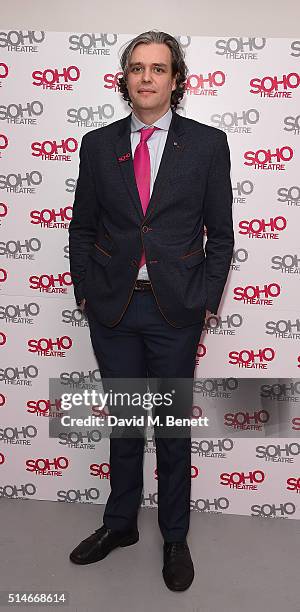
[180,250,205,268]
[89,243,113,266]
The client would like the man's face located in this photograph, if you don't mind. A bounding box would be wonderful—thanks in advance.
[126,43,177,117]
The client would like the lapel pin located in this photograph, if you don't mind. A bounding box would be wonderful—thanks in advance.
[117,153,131,162]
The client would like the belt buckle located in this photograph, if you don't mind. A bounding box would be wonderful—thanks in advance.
[135,279,151,291]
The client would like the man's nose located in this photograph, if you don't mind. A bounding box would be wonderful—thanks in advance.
[142,68,152,82]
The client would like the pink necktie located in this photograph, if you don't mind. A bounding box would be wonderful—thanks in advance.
[133,127,158,269]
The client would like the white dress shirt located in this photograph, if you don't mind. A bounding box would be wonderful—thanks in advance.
[130,107,172,280]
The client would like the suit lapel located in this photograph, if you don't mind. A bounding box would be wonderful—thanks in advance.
[115,111,186,221]
[144,112,185,223]
[115,113,142,219]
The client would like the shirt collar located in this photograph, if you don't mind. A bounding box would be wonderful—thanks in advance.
[131,107,172,133]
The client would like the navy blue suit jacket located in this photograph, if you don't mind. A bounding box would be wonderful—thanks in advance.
[69,110,234,328]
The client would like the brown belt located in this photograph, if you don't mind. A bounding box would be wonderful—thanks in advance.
[134,279,152,291]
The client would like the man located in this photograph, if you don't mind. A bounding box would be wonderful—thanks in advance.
[68,30,234,591]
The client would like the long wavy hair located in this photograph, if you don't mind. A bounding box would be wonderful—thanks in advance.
[118,30,187,110]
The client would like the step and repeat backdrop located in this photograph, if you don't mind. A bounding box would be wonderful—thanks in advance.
[0,31,300,519]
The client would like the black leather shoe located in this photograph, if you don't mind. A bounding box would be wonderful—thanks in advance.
[162,541,194,591]
[69,525,139,565]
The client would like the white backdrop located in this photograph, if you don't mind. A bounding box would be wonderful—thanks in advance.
[0,31,300,519]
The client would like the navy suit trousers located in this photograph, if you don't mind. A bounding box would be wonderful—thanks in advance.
[86,288,204,542]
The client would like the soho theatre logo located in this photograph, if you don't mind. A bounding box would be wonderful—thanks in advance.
[26,456,69,477]
[141,492,158,508]
[0,100,43,125]
[195,343,207,366]
[0,62,9,88]
[59,430,102,450]
[30,205,72,229]
[292,416,300,430]
[291,40,300,56]
[0,64,7,85]
[0,202,8,225]
[260,381,300,403]
[31,137,78,162]
[232,179,254,204]
[68,33,117,55]
[233,282,281,305]
[0,133,8,158]
[239,216,287,240]
[184,70,226,96]
[271,253,300,274]
[220,469,265,490]
[192,438,234,459]
[244,146,293,170]
[61,306,88,328]
[67,103,114,128]
[0,364,38,386]
[283,114,300,135]
[228,347,276,370]
[277,184,300,207]
[60,368,101,388]
[104,71,123,92]
[0,424,37,445]
[29,271,72,295]
[231,247,248,271]
[0,483,36,499]
[32,65,80,91]
[27,335,73,358]
[0,169,42,194]
[0,301,40,325]
[250,72,300,98]
[0,267,8,288]
[27,397,62,418]
[211,108,259,134]
[65,177,77,193]
[286,477,300,493]
[194,378,239,399]
[256,442,300,463]
[191,497,230,514]
[90,462,110,479]
[251,502,296,518]
[204,312,243,335]
[175,35,191,48]
[57,487,100,503]
[215,37,266,60]
[0,30,45,52]
[265,317,300,340]
[224,409,269,431]
[0,238,41,260]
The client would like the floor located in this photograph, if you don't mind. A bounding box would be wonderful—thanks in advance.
[1,498,300,612]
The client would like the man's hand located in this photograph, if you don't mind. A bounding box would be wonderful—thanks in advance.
[79,298,86,312]
[206,309,216,318]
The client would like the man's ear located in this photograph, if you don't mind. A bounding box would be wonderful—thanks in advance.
[172,73,178,91]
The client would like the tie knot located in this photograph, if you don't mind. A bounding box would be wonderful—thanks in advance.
[139,126,158,143]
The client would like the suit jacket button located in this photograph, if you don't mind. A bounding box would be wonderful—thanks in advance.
[142,225,149,233]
